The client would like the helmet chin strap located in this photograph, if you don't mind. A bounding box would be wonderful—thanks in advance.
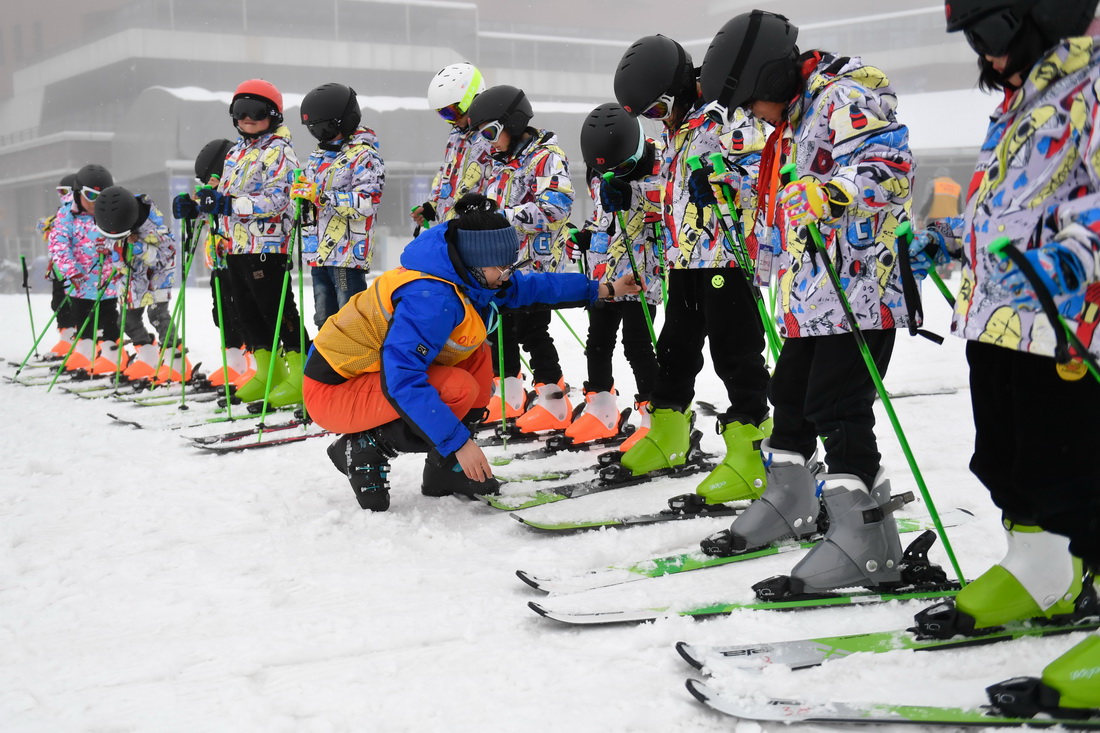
[319,139,343,152]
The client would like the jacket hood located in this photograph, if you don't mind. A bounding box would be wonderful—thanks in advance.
[1002,36,1099,118]
[399,224,500,310]
[792,52,897,127]
[238,123,293,146]
[346,126,380,151]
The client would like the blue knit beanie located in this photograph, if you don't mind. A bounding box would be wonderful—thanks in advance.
[455,226,520,268]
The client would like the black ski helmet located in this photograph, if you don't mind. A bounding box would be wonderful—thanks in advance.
[580,103,646,176]
[73,164,113,212]
[945,0,1099,57]
[465,85,533,137]
[194,138,233,183]
[613,35,695,116]
[300,83,362,142]
[74,164,113,197]
[700,11,801,114]
[58,172,77,189]
[93,186,140,238]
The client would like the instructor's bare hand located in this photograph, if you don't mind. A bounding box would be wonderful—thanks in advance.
[611,272,642,296]
[454,438,493,482]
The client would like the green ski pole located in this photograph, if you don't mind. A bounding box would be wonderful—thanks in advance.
[785,165,966,587]
[896,221,955,307]
[20,255,37,355]
[603,173,658,351]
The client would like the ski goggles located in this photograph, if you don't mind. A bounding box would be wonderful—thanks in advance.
[959,9,1020,58]
[230,97,272,121]
[305,118,342,142]
[97,225,131,240]
[436,103,464,123]
[56,185,72,197]
[640,93,676,121]
[702,99,738,129]
[604,132,647,179]
[80,186,103,202]
[478,120,506,143]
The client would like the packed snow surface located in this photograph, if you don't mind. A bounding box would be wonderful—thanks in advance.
[0,276,1068,732]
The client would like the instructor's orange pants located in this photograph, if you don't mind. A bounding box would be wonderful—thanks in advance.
[303,344,494,435]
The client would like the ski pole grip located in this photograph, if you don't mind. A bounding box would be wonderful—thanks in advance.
[21,254,29,289]
[896,220,913,242]
[686,155,703,171]
[708,152,728,175]
[988,236,1013,260]
[780,162,797,185]
[602,171,614,183]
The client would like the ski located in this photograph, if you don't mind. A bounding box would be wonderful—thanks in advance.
[684,679,1100,728]
[187,418,315,445]
[529,582,962,626]
[511,498,738,533]
[676,617,1100,672]
[191,426,333,452]
[517,509,974,594]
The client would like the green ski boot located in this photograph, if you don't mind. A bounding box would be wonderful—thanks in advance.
[233,349,273,403]
[695,416,770,504]
[619,406,693,477]
[988,634,1100,718]
[915,519,1092,638]
[267,350,304,408]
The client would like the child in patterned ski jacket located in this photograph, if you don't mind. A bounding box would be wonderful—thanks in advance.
[698,10,914,595]
[905,6,1100,702]
[465,85,576,434]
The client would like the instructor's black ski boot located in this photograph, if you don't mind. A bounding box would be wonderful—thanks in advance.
[422,453,501,499]
[328,420,428,512]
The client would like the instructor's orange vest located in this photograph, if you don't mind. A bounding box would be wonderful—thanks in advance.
[313,268,486,379]
[928,177,962,219]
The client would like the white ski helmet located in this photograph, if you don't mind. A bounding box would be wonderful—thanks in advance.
[427,62,486,117]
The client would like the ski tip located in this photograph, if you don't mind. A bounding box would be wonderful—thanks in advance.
[684,678,713,705]
[528,601,551,618]
[675,642,705,671]
[515,570,545,591]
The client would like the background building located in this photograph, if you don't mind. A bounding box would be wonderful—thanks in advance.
[0,0,981,291]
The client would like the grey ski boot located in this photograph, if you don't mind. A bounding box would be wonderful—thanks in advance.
[785,470,905,593]
[702,440,820,556]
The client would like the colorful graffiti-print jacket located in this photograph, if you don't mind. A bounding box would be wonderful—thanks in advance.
[941,37,1100,361]
[125,198,176,308]
[580,140,665,306]
[217,124,300,256]
[482,128,574,273]
[301,126,386,271]
[430,126,494,221]
[772,52,915,339]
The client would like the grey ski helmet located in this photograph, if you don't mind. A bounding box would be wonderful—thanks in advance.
[301,83,362,142]
[945,0,1099,57]
[194,139,233,183]
[580,103,647,177]
[465,85,533,137]
[613,35,695,117]
[700,11,801,115]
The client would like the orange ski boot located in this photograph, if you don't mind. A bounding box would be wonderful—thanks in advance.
[484,375,527,423]
[516,378,573,433]
[619,399,651,452]
[564,388,620,444]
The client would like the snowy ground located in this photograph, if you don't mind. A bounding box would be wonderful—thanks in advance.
[0,277,1076,732]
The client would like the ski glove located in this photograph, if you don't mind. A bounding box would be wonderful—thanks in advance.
[908,229,952,281]
[196,187,233,216]
[998,237,1091,306]
[599,177,632,213]
[780,179,851,227]
[709,166,751,208]
[419,202,436,222]
[290,178,321,205]
[172,192,198,220]
[565,229,591,261]
[687,167,718,208]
